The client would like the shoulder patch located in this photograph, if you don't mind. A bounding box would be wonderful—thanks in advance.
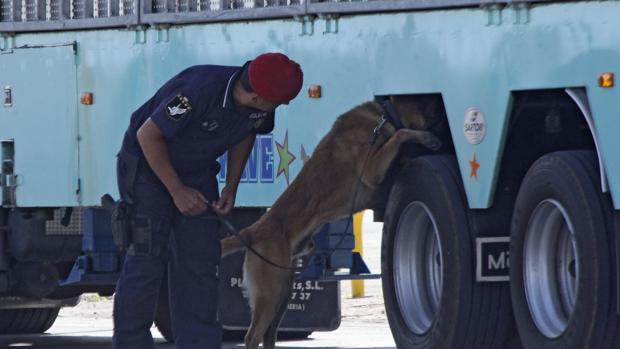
[166,94,192,121]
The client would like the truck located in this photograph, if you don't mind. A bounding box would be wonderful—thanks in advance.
[1,0,620,348]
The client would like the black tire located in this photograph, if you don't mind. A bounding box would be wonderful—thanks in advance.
[0,307,60,333]
[277,331,313,340]
[510,151,619,349]
[382,155,513,349]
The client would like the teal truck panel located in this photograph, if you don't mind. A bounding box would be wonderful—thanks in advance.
[1,1,619,209]
[370,2,620,208]
[0,43,80,207]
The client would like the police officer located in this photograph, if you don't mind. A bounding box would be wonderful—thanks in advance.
[113,53,303,349]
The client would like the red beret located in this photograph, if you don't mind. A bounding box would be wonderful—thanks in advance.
[248,53,303,104]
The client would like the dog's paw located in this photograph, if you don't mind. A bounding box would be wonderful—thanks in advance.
[396,129,442,151]
[421,132,442,151]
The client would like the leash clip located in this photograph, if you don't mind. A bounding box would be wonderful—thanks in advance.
[370,115,387,145]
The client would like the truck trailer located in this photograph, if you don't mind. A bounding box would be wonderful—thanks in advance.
[1,0,620,348]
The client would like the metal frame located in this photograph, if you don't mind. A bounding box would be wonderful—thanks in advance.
[308,0,483,15]
[0,16,138,32]
[141,1,305,26]
[0,0,138,32]
[0,0,562,33]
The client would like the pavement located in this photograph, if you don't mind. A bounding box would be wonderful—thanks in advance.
[0,212,396,349]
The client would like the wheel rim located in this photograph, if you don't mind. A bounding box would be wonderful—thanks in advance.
[393,201,443,335]
[523,199,579,338]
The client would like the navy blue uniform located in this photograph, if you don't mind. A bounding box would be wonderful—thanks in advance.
[113,64,274,349]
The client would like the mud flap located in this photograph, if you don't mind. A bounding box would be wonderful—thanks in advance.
[218,252,341,332]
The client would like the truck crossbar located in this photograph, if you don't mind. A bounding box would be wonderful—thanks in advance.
[0,0,557,33]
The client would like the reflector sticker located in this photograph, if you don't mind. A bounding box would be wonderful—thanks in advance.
[3,86,12,107]
[463,107,486,144]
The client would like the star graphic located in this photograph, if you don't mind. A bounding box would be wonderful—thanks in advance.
[469,153,480,180]
[300,145,311,166]
[276,130,296,185]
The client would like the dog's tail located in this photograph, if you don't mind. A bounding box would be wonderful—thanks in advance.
[221,235,247,257]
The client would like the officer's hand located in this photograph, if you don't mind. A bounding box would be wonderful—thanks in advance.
[170,186,207,216]
[212,185,237,215]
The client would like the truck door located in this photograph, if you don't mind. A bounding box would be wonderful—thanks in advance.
[0,43,80,207]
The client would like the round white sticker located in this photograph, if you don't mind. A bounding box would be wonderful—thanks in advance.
[463,108,486,145]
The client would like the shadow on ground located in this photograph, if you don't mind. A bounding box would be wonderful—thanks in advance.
[0,334,392,349]
[0,334,174,348]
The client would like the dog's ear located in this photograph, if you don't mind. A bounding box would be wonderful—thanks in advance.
[421,95,439,121]
[389,95,427,130]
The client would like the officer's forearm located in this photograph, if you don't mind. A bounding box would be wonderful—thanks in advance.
[137,118,184,194]
[226,134,256,189]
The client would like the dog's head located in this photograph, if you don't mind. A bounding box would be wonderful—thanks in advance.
[389,94,442,131]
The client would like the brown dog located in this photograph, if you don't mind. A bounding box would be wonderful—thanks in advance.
[221,96,442,349]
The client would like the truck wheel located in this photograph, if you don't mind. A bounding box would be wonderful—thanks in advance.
[510,151,619,348]
[382,155,512,348]
[0,307,60,333]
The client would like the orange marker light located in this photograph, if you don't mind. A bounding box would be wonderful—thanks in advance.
[598,73,614,88]
[308,85,322,98]
[81,92,94,105]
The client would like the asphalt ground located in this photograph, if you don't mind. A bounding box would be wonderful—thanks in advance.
[0,211,396,349]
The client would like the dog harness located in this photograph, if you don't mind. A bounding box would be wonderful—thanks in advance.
[380,99,405,130]
[370,99,404,145]
[372,98,446,147]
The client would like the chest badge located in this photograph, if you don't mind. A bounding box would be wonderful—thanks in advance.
[202,120,220,132]
[248,111,267,131]
[249,112,267,119]
[166,94,192,121]
[252,118,265,130]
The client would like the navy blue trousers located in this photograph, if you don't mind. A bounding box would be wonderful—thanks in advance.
[113,161,222,349]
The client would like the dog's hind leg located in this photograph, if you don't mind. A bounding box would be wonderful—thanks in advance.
[262,273,294,349]
[245,293,283,349]
[362,129,441,187]
[243,241,293,349]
